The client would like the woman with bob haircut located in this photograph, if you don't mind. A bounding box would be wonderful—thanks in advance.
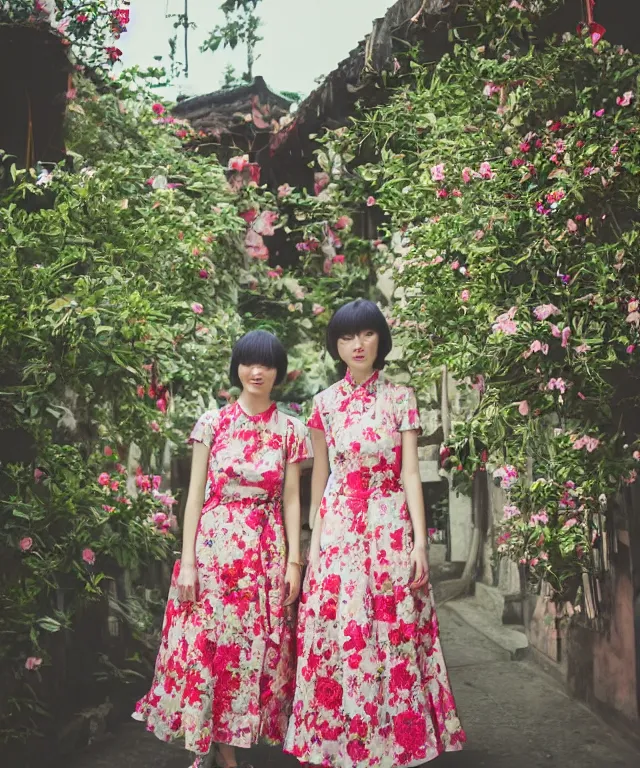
[134,330,312,768]
[285,300,465,768]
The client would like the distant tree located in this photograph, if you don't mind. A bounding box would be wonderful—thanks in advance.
[201,0,264,84]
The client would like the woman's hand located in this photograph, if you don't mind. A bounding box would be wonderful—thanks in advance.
[283,562,302,606]
[177,561,198,603]
[409,543,429,590]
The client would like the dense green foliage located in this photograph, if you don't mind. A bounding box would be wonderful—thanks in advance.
[290,0,640,597]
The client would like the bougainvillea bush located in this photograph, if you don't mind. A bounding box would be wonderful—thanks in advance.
[0,71,251,747]
[1,1,131,68]
[310,0,640,598]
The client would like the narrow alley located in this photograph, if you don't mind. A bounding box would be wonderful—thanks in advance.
[69,604,640,768]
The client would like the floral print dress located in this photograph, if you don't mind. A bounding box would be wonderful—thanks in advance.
[284,370,465,768]
[133,402,311,755]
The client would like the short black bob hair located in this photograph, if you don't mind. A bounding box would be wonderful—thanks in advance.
[326,299,392,373]
[229,330,288,388]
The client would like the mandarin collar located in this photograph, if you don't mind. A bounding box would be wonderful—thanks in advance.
[343,368,380,396]
[234,400,277,424]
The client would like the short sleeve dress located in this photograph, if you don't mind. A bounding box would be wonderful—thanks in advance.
[133,401,311,756]
[284,370,465,768]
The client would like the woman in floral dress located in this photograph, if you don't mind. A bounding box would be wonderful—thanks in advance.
[133,330,311,768]
[285,300,465,768]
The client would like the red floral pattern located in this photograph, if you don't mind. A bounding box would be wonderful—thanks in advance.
[285,371,465,767]
[133,402,311,754]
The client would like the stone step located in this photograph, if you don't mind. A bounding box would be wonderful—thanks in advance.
[445,596,529,661]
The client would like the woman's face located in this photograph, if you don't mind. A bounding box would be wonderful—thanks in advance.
[237,363,277,397]
[337,329,379,374]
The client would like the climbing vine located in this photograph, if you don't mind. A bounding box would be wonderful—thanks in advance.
[295,0,640,599]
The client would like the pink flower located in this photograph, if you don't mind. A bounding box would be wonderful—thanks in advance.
[493,465,518,490]
[567,218,578,233]
[451,188,462,197]
[616,91,634,107]
[594,108,605,117]
[471,374,486,393]
[626,344,636,354]
[509,1,525,9]
[523,340,549,359]
[503,505,521,519]
[366,196,376,207]
[20,537,33,552]
[228,155,250,172]
[314,172,330,196]
[25,657,42,671]
[150,421,160,432]
[478,162,495,180]
[156,398,167,413]
[573,435,600,453]
[82,548,96,565]
[436,189,448,198]
[547,378,567,394]
[312,303,325,316]
[460,289,470,302]
[575,344,590,354]
[334,215,353,230]
[550,324,561,338]
[633,451,640,461]
[518,400,529,416]
[98,472,110,486]
[191,302,204,314]
[66,88,77,100]
[103,446,113,457]
[277,183,293,198]
[199,269,209,279]
[611,144,619,155]
[461,167,474,183]
[451,260,460,270]
[245,229,269,260]
[483,82,501,97]
[431,164,445,181]
[105,46,123,63]
[529,510,548,526]
[332,254,345,264]
[268,269,281,279]
[561,327,571,348]
[589,22,606,46]
[152,103,166,116]
[512,157,525,168]
[102,505,116,513]
[533,304,560,321]
[583,166,599,176]
[34,468,45,483]
[492,307,518,335]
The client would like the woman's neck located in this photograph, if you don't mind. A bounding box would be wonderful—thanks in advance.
[238,391,272,415]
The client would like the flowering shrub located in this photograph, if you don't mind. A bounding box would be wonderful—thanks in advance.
[1,1,131,68]
[0,71,249,747]
[299,0,640,599]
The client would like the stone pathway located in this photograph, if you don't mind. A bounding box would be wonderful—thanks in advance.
[68,605,640,768]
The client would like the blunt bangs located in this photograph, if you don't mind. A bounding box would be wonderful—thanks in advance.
[229,330,288,388]
[326,299,392,370]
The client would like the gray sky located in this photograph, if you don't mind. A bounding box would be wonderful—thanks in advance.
[120,0,393,100]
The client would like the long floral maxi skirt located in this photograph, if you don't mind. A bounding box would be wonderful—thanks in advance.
[133,497,296,755]
[284,486,466,768]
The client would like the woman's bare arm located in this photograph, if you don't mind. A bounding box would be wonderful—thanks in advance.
[177,441,208,601]
[283,462,302,605]
[401,429,429,589]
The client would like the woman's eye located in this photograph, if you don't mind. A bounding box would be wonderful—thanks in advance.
[340,335,354,341]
